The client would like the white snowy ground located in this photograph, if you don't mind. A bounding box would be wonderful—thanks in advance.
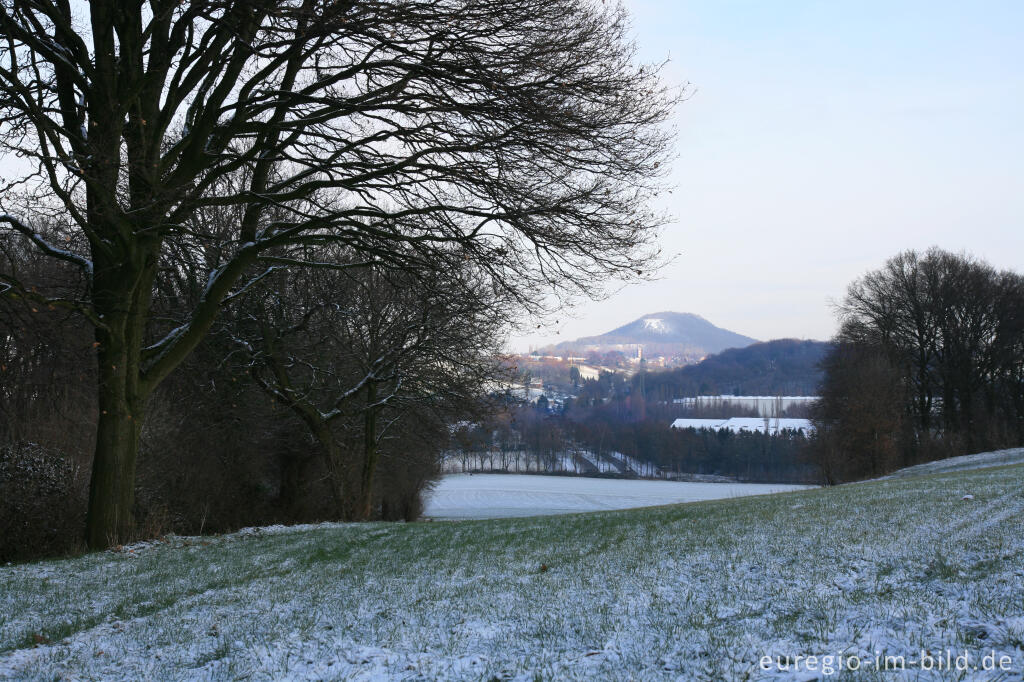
[2,452,1024,680]
[423,474,810,519]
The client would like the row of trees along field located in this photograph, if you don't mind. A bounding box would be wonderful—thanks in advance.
[0,0,678,559]
[810,248,1024,483]
[449,391,817,484]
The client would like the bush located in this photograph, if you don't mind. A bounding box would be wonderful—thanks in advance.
[0,443,87,562]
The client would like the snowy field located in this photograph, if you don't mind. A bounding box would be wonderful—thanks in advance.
[2,452,1024,680]
[423,474,811,519]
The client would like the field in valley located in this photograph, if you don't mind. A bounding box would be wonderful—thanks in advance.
[2,452,1023,680]
[423,474,811,519]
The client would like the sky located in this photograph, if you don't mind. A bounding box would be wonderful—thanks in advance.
[509,0,1024,351]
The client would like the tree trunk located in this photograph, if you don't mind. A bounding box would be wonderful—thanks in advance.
[312,426,348,518]
[85,312,148,548]
[358,384,380,520]
[84,247,156,549]
[278,451,313,519]
[86,369,144,548]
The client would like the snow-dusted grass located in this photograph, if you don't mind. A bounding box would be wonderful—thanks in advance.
[3,459,1024,680]
[424,474,811,519]
[881,447,1024,478]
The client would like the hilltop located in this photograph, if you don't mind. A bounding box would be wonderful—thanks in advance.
[545,311,757,363]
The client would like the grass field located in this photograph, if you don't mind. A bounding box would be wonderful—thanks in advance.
[2,457,1023,680]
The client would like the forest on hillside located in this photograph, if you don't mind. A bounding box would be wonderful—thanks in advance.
[642,339,829,398]
[518,338,828,399]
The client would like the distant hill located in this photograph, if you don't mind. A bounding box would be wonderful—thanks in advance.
[548,312,757,361]
[641,339,831,399]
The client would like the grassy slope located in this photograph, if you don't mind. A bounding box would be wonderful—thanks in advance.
[2,464,1023,680]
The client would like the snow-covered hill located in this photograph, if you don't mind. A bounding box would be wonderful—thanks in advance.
[549,311,757,359]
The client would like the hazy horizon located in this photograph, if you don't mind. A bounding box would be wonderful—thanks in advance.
[509,0,1024,352]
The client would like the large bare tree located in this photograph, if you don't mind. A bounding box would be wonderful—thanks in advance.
[0,0,675,547]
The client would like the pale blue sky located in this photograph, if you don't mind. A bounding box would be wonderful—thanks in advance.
[511,0,1024,350]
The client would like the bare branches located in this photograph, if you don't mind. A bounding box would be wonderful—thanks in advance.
[223,249,512,518]
[828,248,1024,461]
[0,213,92,273]
[3,0,675,294]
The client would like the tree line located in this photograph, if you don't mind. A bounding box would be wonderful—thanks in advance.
[810,248,1024,482]
[449,390,817,484]
[0,0,677,557]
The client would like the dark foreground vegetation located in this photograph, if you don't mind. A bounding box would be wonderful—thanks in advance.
[1,258,500,561]
[0,0,678,560]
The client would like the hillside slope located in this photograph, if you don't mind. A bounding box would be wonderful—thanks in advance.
[3,453,1023,680]
[644,338,830,398]
[882,447,1024,479]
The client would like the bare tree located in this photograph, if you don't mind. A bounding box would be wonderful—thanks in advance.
[233,253,508,519]
[810,342,906,483]
[0,0,677,546]
[821,248,1024,474]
